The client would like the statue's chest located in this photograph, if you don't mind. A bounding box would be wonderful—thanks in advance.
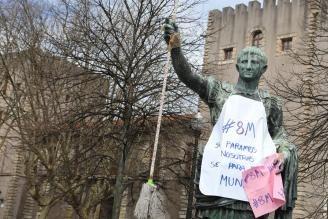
[209,94,271,126]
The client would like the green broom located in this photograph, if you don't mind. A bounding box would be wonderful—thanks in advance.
[134,2,179,218]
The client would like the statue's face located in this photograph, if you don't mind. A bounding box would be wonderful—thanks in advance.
[236,52,267,82]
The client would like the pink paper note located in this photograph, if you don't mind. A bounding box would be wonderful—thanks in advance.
[242,153,286,218]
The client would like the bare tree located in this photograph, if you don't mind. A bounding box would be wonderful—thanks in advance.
[0,0,205,218]
[0,1,113,218]
[49,0,205,217]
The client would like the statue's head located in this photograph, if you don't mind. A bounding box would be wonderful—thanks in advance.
[236,47,268,82]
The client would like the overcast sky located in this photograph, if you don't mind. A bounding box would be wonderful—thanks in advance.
[205,0,263,10]
[200,0,264,18]
[196,0,263,22]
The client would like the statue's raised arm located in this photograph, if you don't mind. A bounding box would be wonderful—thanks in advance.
[163,18,209,101]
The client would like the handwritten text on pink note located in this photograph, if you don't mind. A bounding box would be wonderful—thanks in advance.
[242,153,286,218]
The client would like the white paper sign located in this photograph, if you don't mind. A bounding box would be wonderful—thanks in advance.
[199,95,276,201]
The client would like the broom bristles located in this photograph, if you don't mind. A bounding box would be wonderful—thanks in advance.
[134,183,154,219]
[149,189,169,219]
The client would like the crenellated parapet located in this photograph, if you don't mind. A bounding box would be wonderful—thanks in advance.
[203,0,308,81]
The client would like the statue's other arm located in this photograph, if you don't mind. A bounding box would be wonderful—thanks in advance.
[268,97,295,160]
[268,97,298,214]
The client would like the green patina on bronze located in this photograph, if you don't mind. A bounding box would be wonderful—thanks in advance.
[164,19,297,219]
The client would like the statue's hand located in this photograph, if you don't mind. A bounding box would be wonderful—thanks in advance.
[163,18,181,49]
[273,152,286,174]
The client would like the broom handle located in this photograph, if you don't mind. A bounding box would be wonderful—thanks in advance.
[149,0,179,179]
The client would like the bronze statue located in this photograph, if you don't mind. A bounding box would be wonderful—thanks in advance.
[163,19,297,219]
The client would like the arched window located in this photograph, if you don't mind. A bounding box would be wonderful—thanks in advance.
[252,30,263,47]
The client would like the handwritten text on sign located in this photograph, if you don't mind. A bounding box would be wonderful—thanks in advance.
[199,95,276,202]
[215,118,259,192]
[202,117,268,200]
[242,154,286,218]
[222,119,256,138]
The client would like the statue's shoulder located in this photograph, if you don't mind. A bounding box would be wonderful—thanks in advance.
[221,81,234,93]
[206,77,233,106]
[259,89,270,99]
[207,77,233,95]
[259,89,283,111]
